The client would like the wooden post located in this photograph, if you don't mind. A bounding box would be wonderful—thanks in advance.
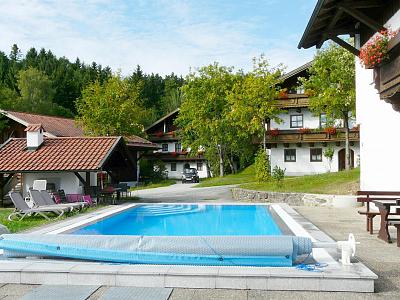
[0,173,3,207]
[85,172,91,195]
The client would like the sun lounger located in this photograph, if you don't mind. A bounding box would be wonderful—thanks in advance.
[28,190,74,213]
[8,191,65,221]
[40,190,87,210]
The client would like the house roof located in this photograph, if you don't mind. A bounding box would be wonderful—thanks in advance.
[0,110,84,137]
[298,0,387,50]
[125,135,159,149]
[145,108,180,132]
[279,61,313,82]
[24,124,44,132]
[0,137,121,173]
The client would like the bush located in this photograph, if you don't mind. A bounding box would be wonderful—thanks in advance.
[255,149,270,182]
[139,159,168,183]
[272,166,285,186]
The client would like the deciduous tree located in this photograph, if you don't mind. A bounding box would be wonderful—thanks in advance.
[300,42,355,170]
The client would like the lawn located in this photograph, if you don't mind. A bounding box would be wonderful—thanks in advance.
[241,167,360,195]
[195,164,360,195]
[195,164,256,187]
[129,179,176,191]
[0,205,105,233]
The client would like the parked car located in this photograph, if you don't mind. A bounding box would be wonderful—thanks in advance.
[181,168,200,183]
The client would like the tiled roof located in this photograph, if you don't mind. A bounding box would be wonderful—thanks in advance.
[24,124,44,132]
[126,135,158,149]
[0,137,120,172]
[1,110,84,137]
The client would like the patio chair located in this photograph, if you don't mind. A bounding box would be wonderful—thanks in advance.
[40,190,87,210]
[8,191,65,221]
[29,190,74,213]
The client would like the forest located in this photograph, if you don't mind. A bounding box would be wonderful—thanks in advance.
[0,44,184,125]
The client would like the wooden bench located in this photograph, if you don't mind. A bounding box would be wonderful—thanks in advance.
[357,191,400,234]
[388,220,400,247]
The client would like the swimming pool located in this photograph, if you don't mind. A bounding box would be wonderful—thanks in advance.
[0,204,313,267]
[72,204,283,236]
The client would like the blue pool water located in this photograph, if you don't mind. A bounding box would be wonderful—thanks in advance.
[72,204,282,236]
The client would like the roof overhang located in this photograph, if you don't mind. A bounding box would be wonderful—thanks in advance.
[298,0,388,54]
[145,108,180,132]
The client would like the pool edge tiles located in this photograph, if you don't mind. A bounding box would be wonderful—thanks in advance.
[0,202,377,292]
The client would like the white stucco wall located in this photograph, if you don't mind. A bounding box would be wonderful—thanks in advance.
[270,142,360,176]
[271,109,320,130]
[22,172,97,197]
[356,12,400,190]
[270,108,357,130]
[164,161,208,179]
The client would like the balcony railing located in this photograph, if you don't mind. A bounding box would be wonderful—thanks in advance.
[266,128,359,144]
[275,94,309,108]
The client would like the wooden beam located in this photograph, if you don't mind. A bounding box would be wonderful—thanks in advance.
[74,172,87,186]
[330,35,360,56]
[317,8,344,48]
[343,0,385,9]
[339,4,385,32]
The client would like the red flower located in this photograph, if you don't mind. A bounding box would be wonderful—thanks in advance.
[269,128,280,137]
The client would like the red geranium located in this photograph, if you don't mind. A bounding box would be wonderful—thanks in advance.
[359,29,398,68]
[324,127,336,135]
[269,128,280,137]
[298,128,311,134]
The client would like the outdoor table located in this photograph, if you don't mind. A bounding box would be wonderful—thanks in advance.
[372,199,400,243]
[100,187,121,205]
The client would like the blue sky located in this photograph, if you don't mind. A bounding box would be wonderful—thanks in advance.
[0,0,318,76]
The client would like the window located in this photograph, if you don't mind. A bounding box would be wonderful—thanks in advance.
[290,115,303,128]
[175,143,182,153]
[171,163,177,171]
[197,162,203,171]
[284,149,296,162]
[310,148,322,162]
[162,144,168,152]
[320,113,327,128]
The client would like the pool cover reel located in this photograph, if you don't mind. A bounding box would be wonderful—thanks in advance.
[0,234,312,267]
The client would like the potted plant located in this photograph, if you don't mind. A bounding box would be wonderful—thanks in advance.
[324,126,336,135]
[171,151,178,157]
[278,88,288,99]
[298,127,311,134]
[359,29,399,69]
[268,128,280,137]
[155,131,163,138]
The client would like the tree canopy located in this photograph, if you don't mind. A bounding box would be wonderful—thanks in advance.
[300,42,356,169]
[76,75,149,137]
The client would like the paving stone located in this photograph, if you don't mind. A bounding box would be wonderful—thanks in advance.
[0,284,37,297]
[19,285,99,300]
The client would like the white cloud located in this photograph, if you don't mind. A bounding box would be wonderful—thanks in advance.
[0,0,316,76]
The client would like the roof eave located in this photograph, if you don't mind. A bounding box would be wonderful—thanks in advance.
[145,108,180,132]
[298,0,327,49]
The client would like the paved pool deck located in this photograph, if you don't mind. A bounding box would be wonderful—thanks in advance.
[0,205,399,299]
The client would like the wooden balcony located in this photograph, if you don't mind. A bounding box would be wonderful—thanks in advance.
[275,94,309,108]
[144,151,205,162]
[266,129,359,145]
[147,132,180,142]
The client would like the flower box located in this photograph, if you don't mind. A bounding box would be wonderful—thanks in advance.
[268,128,280,137]
[324,127,336,135]
[298,128,311,134]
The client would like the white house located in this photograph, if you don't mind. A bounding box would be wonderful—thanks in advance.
[298,1,400,190]
[267,63,360,176]
[145,109,209,179]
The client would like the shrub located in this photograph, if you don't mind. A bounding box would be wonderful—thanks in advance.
[272,166,285,186]
[323,147,334,172]
[255,149,270,182]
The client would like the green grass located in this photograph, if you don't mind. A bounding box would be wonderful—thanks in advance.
[129,179,176,191]
[0,205,105,233]
[241,167,360,195]
[195,165,256,187]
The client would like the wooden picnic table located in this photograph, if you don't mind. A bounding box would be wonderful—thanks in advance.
[372,199,400,243]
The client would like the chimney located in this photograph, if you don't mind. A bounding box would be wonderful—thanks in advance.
[25,124,44,150]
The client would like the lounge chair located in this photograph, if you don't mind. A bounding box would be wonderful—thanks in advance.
[40,190,87,210]
[8,191,65,221]
[28,190,74,213]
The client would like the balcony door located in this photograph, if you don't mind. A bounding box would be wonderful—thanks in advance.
[338,148,354,171]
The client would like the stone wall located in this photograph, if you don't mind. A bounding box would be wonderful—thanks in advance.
[231,188,360,208]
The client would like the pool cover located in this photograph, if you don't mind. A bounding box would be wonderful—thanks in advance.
[0,234,312,267]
